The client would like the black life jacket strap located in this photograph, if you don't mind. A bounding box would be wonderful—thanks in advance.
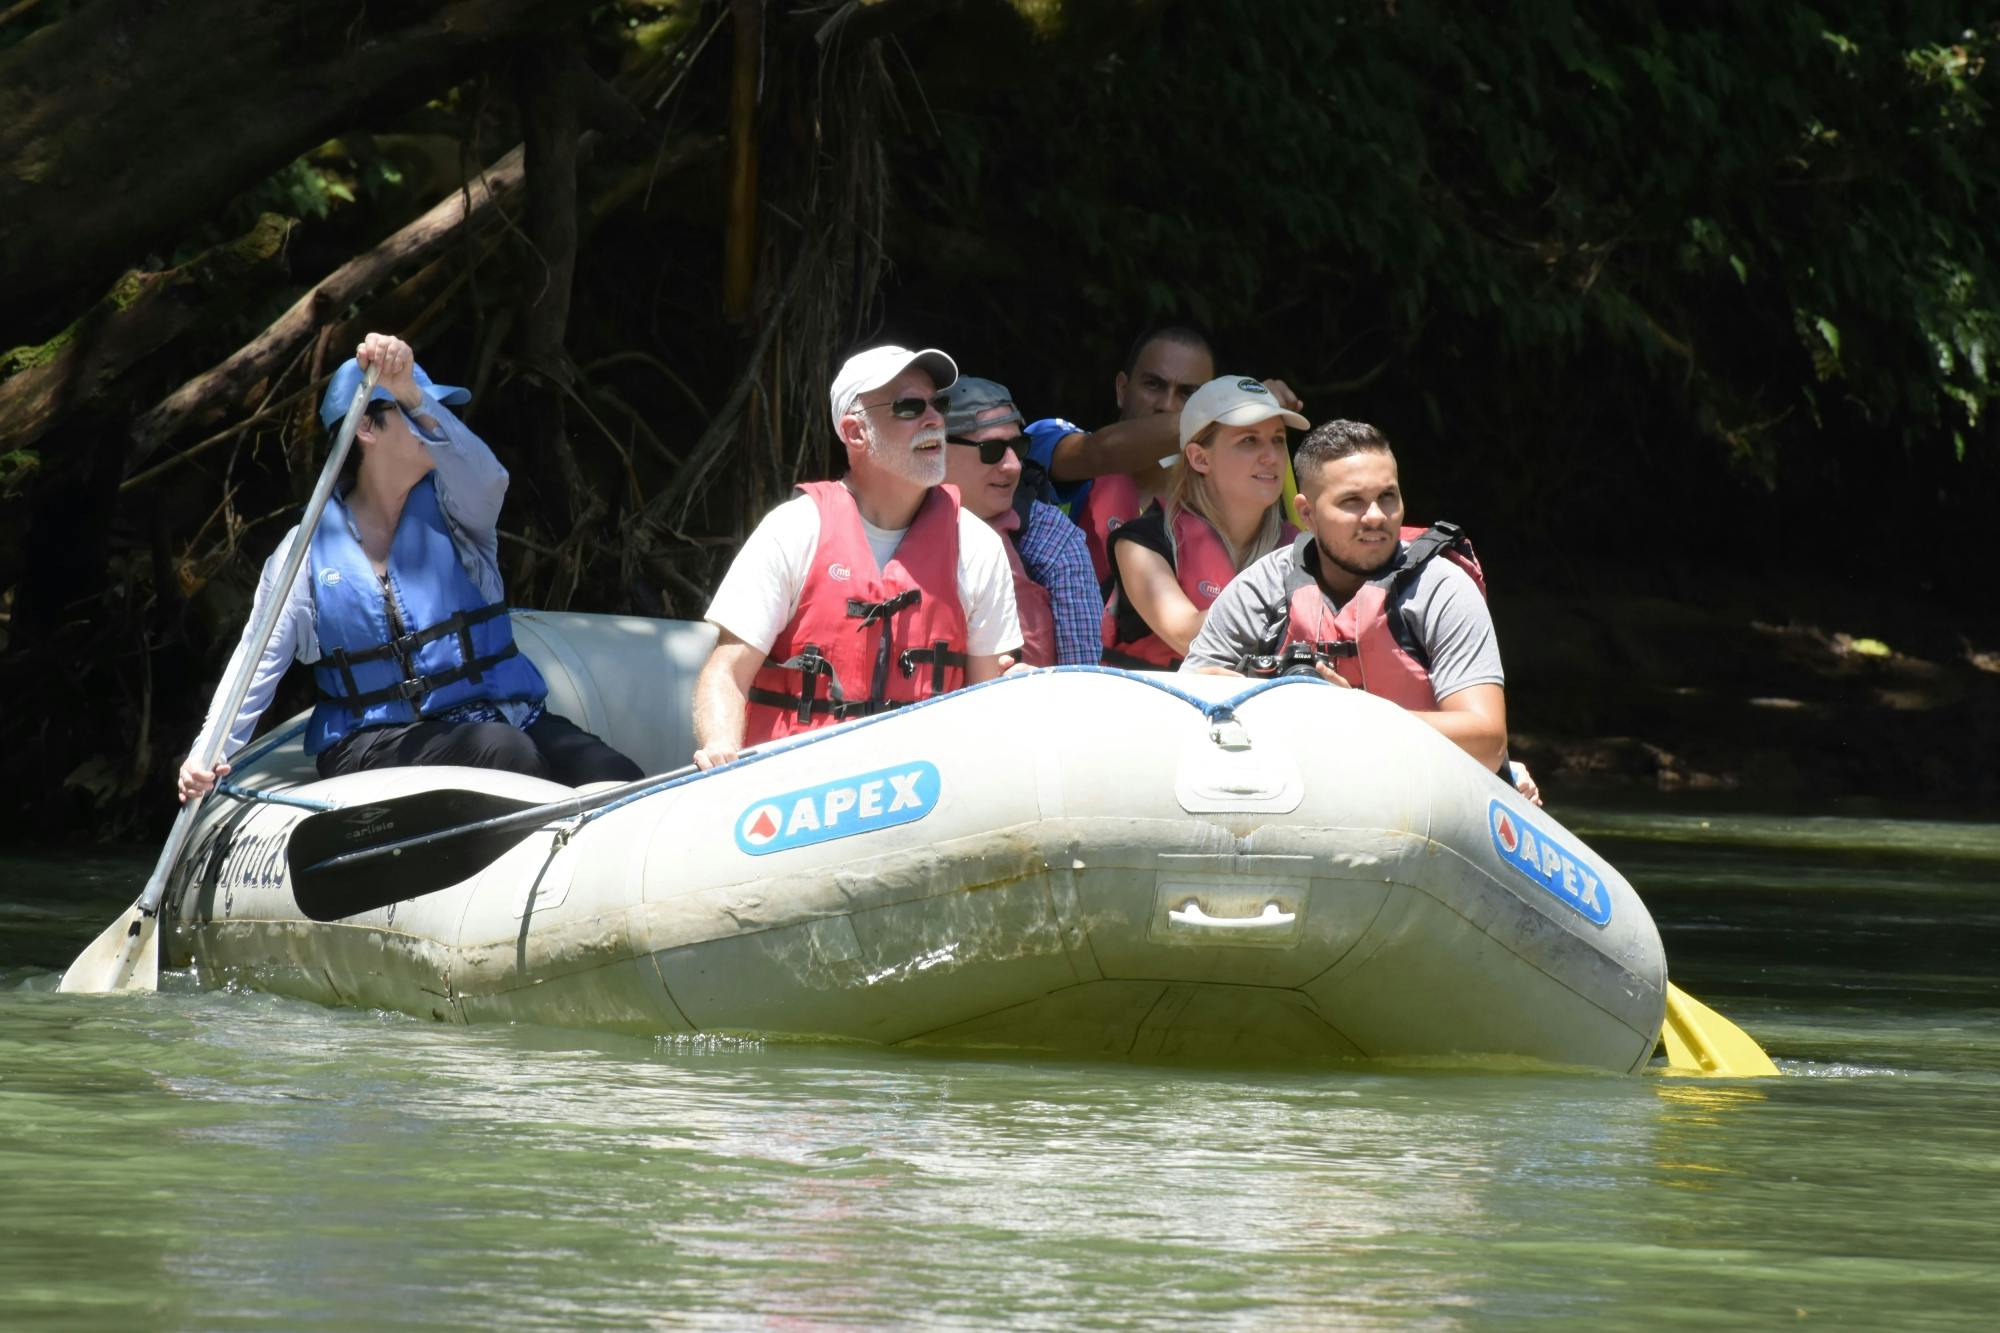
[326,641,523,710]
[743,687,905,723]
[325,601,510,675]
[846,588,922,630]
[1384,523,1470,670]
[321,602,516,708]
[753,586,951,722]
[1401,521,1465,572]
[751,645,838,723]
[747,643,906,723]
[899,640,969,694]
[847,588,922,705]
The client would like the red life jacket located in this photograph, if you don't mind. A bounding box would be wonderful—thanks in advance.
[745,482,970,743]
[1253,523,1487,708]
[1001,526,1058,667]
[1078,471,1144,588]
[1102,506,1292,670]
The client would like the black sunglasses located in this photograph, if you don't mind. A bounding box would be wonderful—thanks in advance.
[858,392,952,420]
[947,435,1025,465]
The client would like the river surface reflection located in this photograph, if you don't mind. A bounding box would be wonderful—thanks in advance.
[3,810,1997,1328]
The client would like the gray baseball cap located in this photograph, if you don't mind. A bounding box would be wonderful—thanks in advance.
[944,376,1025,436]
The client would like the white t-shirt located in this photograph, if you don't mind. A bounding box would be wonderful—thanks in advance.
[706,490,1023,657]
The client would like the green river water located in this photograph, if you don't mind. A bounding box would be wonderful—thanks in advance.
[3,807,1997,1329]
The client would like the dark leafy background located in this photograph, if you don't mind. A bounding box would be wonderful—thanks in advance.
[2,0,1994,838]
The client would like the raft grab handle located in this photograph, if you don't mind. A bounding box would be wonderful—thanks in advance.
[1168,899,1297,930]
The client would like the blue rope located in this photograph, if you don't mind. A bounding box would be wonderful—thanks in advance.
[222,717,308,770]
[213,718,337,811]
[577,666,1327,826]
[216,786,338,812]
[1035,664,1327,719]
[198,668,1321,826]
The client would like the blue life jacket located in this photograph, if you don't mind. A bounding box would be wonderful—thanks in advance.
[305,476,546,754]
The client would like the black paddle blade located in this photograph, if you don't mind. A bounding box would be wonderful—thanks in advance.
[287,787,544,922]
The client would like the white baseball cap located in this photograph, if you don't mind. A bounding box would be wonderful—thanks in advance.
[828,345,959,432]
[1179,375,1309,446]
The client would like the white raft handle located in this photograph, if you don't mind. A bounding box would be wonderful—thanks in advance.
[1167,899,1296,930]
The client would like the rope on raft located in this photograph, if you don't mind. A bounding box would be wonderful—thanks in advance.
[212,718,339,812]
[575,666,1328,827]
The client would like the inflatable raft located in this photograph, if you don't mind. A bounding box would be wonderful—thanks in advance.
[159,611,1669,1072]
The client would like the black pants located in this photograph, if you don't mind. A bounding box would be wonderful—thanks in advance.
[317,711,643,786]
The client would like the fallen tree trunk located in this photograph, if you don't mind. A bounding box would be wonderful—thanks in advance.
[0,215,294,456]
[124,128,724,485]
[0,0,577,324]
[124,148,529,468]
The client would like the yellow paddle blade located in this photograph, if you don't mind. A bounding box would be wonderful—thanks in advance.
[1659,982,1779,1077]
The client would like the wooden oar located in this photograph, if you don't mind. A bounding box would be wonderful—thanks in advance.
[58,367,381,993]
[286,761,700,921]
[1660,982,1780,1077]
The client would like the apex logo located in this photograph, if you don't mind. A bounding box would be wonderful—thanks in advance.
[734,761,940,856]
[1489,800,1612,926]
[320,568,343,586]
[828,562,852,583]
[1198,580,1223,598]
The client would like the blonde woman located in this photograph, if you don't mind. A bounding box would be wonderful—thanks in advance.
[1101,376,1306,668]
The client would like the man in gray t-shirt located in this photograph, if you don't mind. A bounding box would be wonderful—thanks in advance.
[1182,419,1536,799]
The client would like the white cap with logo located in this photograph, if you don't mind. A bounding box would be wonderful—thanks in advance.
[1177,375,1310,448]
[828,345,959,433]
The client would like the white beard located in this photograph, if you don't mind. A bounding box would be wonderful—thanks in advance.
[864,417,947,487]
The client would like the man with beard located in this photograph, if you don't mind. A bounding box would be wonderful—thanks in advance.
[690,346,1023,768]
[1180,419,1534,797]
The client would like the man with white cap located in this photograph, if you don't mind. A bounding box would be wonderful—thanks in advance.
[690,345,1024,768]
[176,331,641,800]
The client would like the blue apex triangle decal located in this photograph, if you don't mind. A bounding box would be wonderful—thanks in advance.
[1487,799,1613,926]
[735,761,940,856]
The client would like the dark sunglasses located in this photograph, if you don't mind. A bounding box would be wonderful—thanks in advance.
[947,435,1025,465]
[858,392,951,420]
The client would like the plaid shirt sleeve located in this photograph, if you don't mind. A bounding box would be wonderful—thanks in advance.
[1016,501,1104,665]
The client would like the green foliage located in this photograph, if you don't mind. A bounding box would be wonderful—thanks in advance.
[1,323,73,374]
[624,0,701,55]
[902,1,2000,477]
[223,145,412,230]
[257,157,348,221]
[0,448,39,498]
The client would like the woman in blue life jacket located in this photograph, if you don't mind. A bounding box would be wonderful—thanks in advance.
[175,333,640,803]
